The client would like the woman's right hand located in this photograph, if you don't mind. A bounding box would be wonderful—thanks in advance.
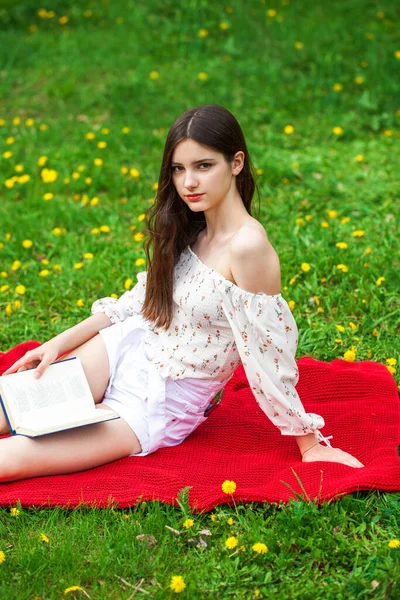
[2,340,62,379]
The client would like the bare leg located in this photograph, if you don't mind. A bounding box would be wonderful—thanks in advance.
[0,333,111,435]
[0,403,142,482]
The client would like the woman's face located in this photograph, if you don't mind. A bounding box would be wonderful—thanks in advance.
[171,139,243,211]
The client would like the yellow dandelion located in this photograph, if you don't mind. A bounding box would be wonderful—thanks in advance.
[100,225,110,233]
[76,299,84,307]
[327,210,338,219]
[349,322,357,331]
[341,216,351,224]
[395,51,400,60]
[376,276,385,286]
[6,136,15,144]
[86,132,95,140]
[41,168,58,182]
[355,154,364,162]
[39,269,49,277]
[336,324,345,332]
[64,586,82,595]
[198,72,208,81]
[22,239,33,248]
[15,164,24,172]
[59,16,69,25]
[301,262,310,272]
[53,227,62,236]
[90,197,99,206]
[149,71,160,80]
[220,22,230,30]
[15,285,26,295]
[321,221,330,228]
[343,350,356,362]
[225,536,238,549]
[336,242,348,249]
[94,158,103,166]
[3,151,12,159]
[198,29,208,38]
[133,232,144,242]
[333,126,343,135]
[294,41,304,50]
[124,278,133,290]
[130,168,140,178]
[335,339,342,344]
[352,230,365,237]
[386,358,397,366]
[222,480,237,494]
[227,517,234,525]
[333,83,343,92]
[120,166,129,174]
[73,263,83,270]
[288,300,295,310]
[101,128,110,135]
[0,551,5,564]
[10,507,20,517]
[252,542,268,554]
[383,129,392,136]
[336,264,348,273]
[210,514,217,522]
[169,575,186,593]
[267,9,277,17]
[388,539,400,548]
[387,366,396,375]
[91,228,100,234]
[40,532,49,543]
[83,252,94,259]
[284,124,294,134]
[122,126,130,134]
[372,329,379,337]
[97,141,107,149]
[5,303,12,316]
[43,192,54,201]
[183,518,194,528]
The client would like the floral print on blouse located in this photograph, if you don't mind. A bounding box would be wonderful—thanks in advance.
[91,245,332,445]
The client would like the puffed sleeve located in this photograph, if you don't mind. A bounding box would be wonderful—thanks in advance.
[91,271,147,324]
[217,282,333,446]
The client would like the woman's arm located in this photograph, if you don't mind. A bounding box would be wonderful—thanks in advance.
[51,312,112,356]
[2,312,112,378]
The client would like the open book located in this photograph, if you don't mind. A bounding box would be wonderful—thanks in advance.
[0,357,119,437]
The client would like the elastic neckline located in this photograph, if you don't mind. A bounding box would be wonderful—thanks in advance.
[186,245,283,300]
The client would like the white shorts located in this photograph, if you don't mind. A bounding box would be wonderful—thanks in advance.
[98,314,228,456]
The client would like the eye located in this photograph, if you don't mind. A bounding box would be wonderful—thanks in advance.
[199,162,212,169]
[172,166,183,173]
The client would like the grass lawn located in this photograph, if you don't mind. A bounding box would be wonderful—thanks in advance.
[0,0,399,597]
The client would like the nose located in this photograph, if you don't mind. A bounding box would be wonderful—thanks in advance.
[184,170,198,190]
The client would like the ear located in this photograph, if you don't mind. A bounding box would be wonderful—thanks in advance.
[232,151,245,176]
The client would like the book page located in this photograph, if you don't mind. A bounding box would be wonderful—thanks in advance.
[0,358,94,427]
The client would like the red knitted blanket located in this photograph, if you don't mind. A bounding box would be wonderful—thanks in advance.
[0,341,399,511]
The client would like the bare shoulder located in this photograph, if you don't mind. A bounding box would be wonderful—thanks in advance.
[230,221,281,295]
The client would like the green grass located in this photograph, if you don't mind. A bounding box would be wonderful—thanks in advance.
[0,0,399,597]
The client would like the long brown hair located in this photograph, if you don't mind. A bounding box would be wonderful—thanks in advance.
[141,104,260,330]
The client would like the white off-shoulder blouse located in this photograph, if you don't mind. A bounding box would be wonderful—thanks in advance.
[91,245,333,446]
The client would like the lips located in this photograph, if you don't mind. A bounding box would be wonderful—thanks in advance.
[187,193,204,201]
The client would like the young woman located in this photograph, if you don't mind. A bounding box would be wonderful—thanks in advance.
[1,104,364,481]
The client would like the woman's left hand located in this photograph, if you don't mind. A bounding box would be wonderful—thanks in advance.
[302,444,364,468]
